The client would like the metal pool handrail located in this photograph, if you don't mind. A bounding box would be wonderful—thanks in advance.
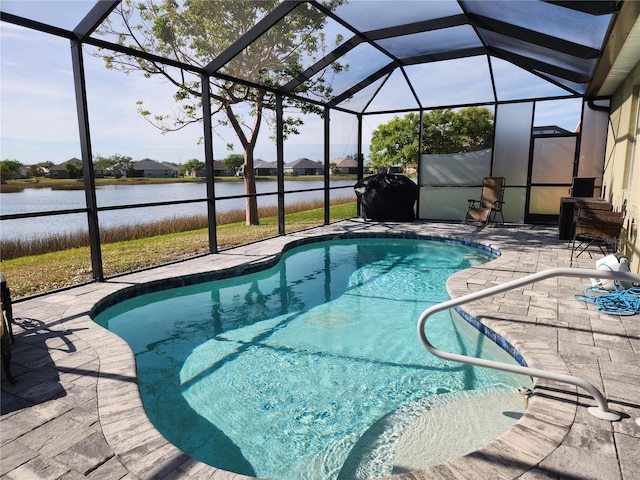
[417,267,640,421]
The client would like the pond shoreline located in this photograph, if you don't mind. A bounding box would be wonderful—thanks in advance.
[0,175,359,193]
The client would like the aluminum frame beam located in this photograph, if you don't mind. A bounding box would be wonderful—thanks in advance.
[204,1,302,75]
[73,0,119,41]
[201,74,218,253]
[282,36,363,93]
[489,47,591,85]
[71,41,103,281]
[544,1,621,16]
[469,13,601,59]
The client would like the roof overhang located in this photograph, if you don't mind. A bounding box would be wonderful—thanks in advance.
[589,0,640,96]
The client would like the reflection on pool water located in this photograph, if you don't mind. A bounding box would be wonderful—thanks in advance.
[94,238,532,479]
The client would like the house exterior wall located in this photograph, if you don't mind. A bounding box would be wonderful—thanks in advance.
[146,168,173,177]
[255,167,277,176]
[131,168,174,178]
[603,61,640,273]
[49,168,104,178]
[190,168,232,177]
[48,168,72,179]
[284,167,322,175]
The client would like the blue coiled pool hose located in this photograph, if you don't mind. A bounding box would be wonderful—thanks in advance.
[574,286,640,316]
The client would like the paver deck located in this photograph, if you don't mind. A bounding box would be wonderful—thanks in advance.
[1,220,639,480]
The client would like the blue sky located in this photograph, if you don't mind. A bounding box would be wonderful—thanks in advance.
[1,11,584,167]
[0,21,366,166]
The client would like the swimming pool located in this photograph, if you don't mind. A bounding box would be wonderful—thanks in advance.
[94,237,531,479]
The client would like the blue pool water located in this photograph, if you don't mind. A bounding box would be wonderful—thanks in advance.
[94,238,530,479]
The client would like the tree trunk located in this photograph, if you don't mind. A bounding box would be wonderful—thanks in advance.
[222,97,263,226]
[243,148,259,226]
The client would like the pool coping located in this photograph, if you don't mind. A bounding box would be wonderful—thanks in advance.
[1,220,639,480]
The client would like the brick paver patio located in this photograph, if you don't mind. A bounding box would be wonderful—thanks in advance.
[1,220,639,479]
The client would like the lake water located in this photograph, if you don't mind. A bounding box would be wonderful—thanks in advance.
[0,180,356,241]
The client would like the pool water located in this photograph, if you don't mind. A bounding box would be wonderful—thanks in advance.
[94,238,531,479]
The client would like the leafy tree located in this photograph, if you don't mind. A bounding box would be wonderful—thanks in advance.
[421,109,460,155]
[26,164,46,181]
[369,108,494,170]
[221,153,244,175]
[97,0,344,225]
[369,113,421,171]
[0,159,24,183]
[180,158,205,176]
[65,160,83,179]
[423,107,494,154]
[94,153,133,178]
[455,106,494,151]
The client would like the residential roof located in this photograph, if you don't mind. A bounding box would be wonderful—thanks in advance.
[132,159,174,170]
[254,160,277,169]
[332,157,358,168]
[49,158,82,170]
[162,162,179,171]
[287,158,321,168]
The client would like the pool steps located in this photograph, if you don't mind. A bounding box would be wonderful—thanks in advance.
[418,267,640,422]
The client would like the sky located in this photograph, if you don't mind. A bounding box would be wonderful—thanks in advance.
[0,3,585,167]
[0,20,368,166]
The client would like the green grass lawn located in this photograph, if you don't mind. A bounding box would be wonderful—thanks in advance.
[1,202,357,299]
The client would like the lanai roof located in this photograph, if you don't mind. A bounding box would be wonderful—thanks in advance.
[1,1,637,116]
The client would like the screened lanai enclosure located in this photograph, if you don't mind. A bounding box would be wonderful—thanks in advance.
[0,1,626,289]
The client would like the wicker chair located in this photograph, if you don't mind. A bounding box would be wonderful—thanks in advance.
[570,208,624,265]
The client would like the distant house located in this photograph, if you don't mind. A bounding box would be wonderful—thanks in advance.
[130,159,178,178]
[254,160,277,176]
[48,159,78,179]
[533,125,572,135]
[187,160,233,177]
[47,158,105,179]
[331,157,360,175]
[284,158,323,176]
[234,159,278,176]
[214,160,233,177]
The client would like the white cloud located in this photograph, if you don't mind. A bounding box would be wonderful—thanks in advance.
[0,21,34,41]
[1,77,74,99]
